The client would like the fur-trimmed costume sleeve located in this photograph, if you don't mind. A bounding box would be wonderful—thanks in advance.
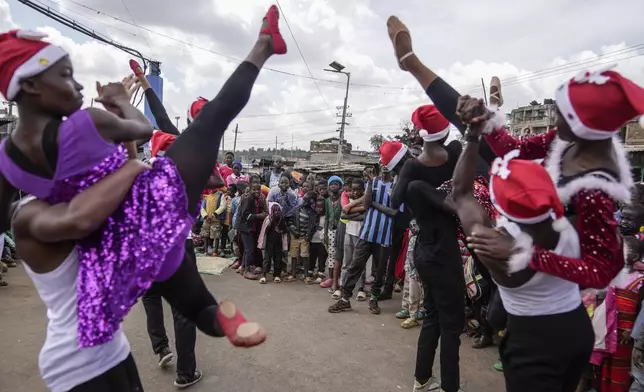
[512,189,623,289]
[483,123,556,161]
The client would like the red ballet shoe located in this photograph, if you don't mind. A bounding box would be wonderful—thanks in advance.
[129,59,144,77]
[260,5,287,55]
[216,300,267,348]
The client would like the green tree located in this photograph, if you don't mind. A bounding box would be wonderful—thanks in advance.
[369,134,384,151]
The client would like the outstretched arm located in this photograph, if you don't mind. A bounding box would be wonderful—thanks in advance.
[142,77,181,136]
[483,125,556,160]
[13,160,149,243]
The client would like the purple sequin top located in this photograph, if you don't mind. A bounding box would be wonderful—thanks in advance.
[0,110,192,348]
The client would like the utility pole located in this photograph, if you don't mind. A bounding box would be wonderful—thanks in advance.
[275,135,278,152]
[481,78,488,106]
[291,133,294,159]
[175,116,180,129]
[324,62,351,165]
[232,123,240,155]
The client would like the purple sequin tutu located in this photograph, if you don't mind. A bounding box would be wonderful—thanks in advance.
[46,145,193,348]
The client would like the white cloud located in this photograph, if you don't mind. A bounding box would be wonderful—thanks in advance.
[1,0,644,152]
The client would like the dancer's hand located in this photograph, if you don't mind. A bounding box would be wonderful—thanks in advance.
[121,74,141,101]
[456,96,490,125]
[467,229,515,262]
[95,81,131,107]
[122,159,151,176]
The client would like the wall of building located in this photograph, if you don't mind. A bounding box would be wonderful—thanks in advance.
[508,103,556,137]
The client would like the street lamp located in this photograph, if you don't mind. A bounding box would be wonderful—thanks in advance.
[175,116,180,129]
[324,61,350,165]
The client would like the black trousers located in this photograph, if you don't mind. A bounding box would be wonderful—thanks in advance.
[153,61,261,338]
[70,354,143,392]
[341,239,391,300]
[500,305,594,392]
[142,240,197,378]
[414,241,465,392]
[309,242,327,273]
[263,230,284,276]
[334,221,346,264]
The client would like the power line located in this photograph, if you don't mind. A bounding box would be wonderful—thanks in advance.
[119,0,151,51]
[56,0,408,90]
[275,0,333,115]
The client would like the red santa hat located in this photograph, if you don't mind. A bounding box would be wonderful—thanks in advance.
[187,96,209,122]
[150,130,177,158]
[379,140,408,171]
[0,30,68,100]
[411,104,450,142]
[489,149,569,232]
[555,65,644,140]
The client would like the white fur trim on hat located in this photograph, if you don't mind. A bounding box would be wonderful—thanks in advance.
[552,217,571,232]
[6,43,67,100]
[507,232,535,274]
[639,116,644,129]
[383,143,409,170]
[554,80,620,140]
[419,126,450,142]
[544,135,633,204]
[481,109,506,135]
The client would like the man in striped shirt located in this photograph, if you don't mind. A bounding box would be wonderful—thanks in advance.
[328,166,397,315]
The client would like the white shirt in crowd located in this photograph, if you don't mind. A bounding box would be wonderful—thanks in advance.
[311,216,325,243]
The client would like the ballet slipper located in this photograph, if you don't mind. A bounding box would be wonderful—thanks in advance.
[129,59,144,77]
[217,300,267,348]
[386,16,414,71]
[259,5,287,55]
[489,76,504,107]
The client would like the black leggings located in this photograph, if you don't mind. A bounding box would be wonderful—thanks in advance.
[70,354,143,392]
[154,61,260,338]
[424,77,497,167]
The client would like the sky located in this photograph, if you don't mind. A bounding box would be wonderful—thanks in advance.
[1,0,644,152]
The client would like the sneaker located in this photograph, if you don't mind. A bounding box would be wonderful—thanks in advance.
[174,369,203,389]
[394,281,402,292]
[231,260,241,269]
[320,278,333,288]
[236,266,243,274]
[314,277,323,284]
[259,277,267,284]
[493,361,503,372]
[328,299,351,313]
[472,334,493,349]
[356,291,367,301]
[157,347,174,368]
[304,276,315,285]
[332,289,341,300]
[273,276,282,283]
[368,299,381,315]
[396,309,410,319]
[415,310,427,320]
[253,266,262,274]
[413,376,440,391]
[283,275,297,283]
[401,317,420,329]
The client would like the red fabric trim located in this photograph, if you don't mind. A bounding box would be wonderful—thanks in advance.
[395,228,410,280]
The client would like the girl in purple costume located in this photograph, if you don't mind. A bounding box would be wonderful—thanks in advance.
[0,5,287,348]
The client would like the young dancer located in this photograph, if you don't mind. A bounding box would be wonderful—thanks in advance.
[12,159,148,391]
[0,5,287,348]
[257,202,288,284]
[445,96,594,392]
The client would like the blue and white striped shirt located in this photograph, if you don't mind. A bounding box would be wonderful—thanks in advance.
[359,178,393,246]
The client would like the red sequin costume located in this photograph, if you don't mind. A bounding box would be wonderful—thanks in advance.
[483,127,631,289]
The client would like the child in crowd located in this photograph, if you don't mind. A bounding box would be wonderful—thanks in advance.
[396,220,425,329]
[257,202,288,284]
[337,178,367,300]
[286,191,317,282]
[324,176,343,291]
[269,173,298,217]
[225,161,249,186]
[317,182,329,199]
[230,181,247,270]
[201,187,226,256]
[237,176,267,280]
[328,177,353,289]
[307,198,328,284]
[220,184,236,256]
